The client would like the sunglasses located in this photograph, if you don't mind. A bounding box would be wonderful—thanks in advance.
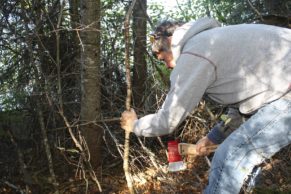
[149,34,161,44]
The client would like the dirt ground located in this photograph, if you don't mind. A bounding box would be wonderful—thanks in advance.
[0,137,290,194]
[1,103,290,194]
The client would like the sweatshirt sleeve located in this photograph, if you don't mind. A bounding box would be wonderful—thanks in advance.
[207,108,244,144]
[133,55,216,137]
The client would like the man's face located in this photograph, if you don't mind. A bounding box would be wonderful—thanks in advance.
[153,50,176,69]
[151,36,176,69]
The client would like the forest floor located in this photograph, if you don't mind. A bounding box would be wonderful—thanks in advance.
[1,107,291,194]
[1,137,290,194]
[102,145,291,194]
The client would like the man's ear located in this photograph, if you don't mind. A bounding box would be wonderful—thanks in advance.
[166,36,172,44]
[164,36,172,51]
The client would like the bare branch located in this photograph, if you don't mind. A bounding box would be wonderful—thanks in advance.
[124,0,138,193]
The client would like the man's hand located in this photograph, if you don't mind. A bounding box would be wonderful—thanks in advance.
[195,136,217,156]
[120,109,138,133]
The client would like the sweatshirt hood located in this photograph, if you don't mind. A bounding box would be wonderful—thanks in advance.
[171,17,221,62]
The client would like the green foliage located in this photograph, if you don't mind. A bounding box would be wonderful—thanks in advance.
[0,110,27,139]
[0,90,28,111]
[1,0,288,113]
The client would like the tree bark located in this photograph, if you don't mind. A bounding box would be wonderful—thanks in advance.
[132,0,147,109]
[80,0,102,169]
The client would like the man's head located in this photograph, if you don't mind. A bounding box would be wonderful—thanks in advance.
[150,20,184,68]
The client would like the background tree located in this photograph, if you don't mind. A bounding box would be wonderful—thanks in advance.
[80,0,102,169]
[132,0,148,109]
[0,0,290,193]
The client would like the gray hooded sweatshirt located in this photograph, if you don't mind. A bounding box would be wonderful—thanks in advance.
[133,17,291,137]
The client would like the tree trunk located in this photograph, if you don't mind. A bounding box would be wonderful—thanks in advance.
[69,0,80,30]
[80,0,102,169]
[132,0,147,109]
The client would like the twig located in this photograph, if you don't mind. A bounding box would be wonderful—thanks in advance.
[101,120,124,158]
[6,129,32,185]
[246,0,264,21]
[59,110,102,192]
[27,12,60,192]
[205,103,216,121]
[3,181,26,194]
[45,88,102,192]
[137,138,161,171]
[55,0,66,111]
[204,156,211,168]
[36,100,60,192]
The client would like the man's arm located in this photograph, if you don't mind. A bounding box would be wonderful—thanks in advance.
[192,108,245,156]
[121,56,216,137]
